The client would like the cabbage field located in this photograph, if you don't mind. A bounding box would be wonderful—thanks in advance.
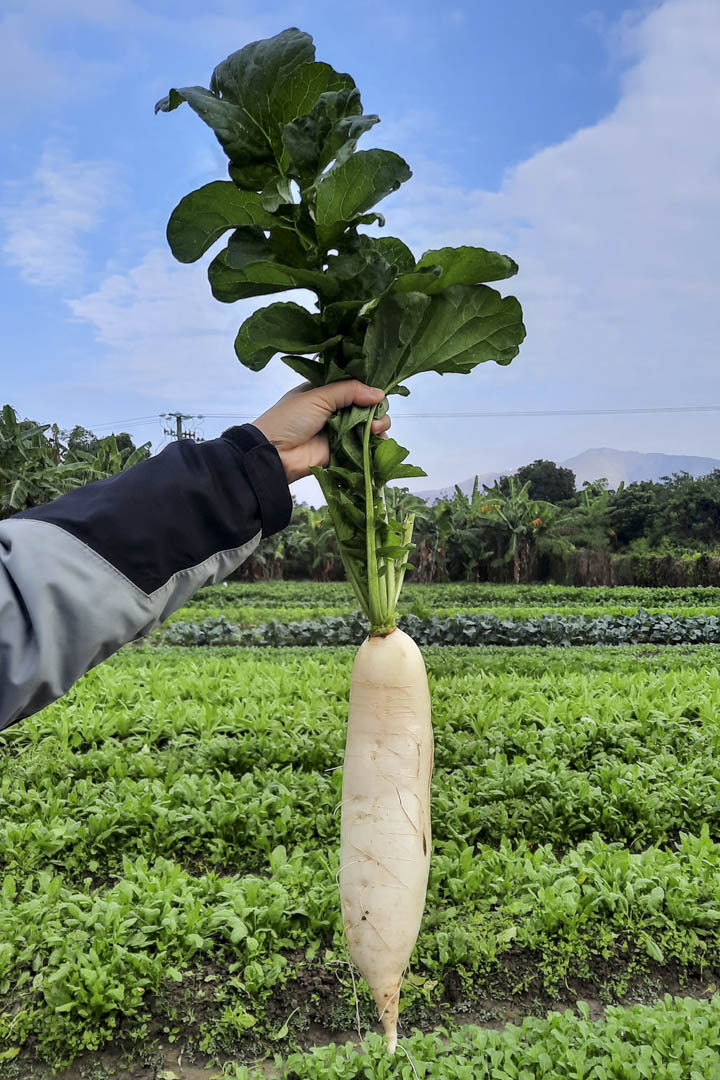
[2,584,720,1077]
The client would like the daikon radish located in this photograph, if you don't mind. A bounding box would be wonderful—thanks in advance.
[159,26,525,1054]
[340,629,433,1053]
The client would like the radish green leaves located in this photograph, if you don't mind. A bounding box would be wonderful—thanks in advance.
[157,27,526,633]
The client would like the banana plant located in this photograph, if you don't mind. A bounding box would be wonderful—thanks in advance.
[0,405,87,516]
[474,475,574,584]
[566,479,624,550]
[0,405,151,518]
[287,504,340,580]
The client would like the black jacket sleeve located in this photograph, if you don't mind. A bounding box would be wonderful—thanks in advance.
[0,424,292,731]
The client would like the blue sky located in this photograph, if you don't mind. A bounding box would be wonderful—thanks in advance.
[2,0,719,501]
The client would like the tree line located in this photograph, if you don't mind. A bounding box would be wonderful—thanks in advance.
[0,405,150,518]
[245,458,720,584]
[3,405,719,584]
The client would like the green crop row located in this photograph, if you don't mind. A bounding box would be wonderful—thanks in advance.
[166,603,720,631]
[166,604,352,627]
[3,645,720,1067]
[219,998,720,1079]
[5,645,719,773]
[4,832,720,1066]
[4,647,720,873]
[161,610,720,647]
[186,581,720,610]
[5,744,720,879]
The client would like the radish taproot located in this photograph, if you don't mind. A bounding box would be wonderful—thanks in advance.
[158,26,524,1051]
[340,629,433,1051]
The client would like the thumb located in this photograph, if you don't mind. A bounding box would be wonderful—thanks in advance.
[309,380,385,417]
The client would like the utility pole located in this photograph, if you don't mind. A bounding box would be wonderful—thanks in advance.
[160,413,204,442]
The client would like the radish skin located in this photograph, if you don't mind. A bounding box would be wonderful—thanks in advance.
[339,628,433,1053]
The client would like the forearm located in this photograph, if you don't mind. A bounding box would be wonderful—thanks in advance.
[0,424,291,731]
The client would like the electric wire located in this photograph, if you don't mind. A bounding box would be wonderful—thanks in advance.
[185,404,720,421]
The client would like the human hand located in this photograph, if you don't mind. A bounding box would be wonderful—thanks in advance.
[252,381,391,484]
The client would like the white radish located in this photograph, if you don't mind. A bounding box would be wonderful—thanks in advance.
[339,628,433,1053]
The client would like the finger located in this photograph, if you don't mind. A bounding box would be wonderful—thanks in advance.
[308,379,385,417]
[371,414,391,435]
[305,431,330,470]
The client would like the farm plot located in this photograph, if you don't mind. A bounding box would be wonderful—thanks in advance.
[168,581,720,632]
[2,641,720,1076]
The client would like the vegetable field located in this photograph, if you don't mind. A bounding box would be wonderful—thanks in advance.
[3,584,720,1077]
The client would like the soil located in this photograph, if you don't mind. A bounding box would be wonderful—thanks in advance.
[2,948,718,1080]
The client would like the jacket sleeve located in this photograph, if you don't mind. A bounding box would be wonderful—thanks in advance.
[0,424,292,732]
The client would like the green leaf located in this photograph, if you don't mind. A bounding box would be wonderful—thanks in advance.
[643,935,665,964]
[211,29,352,161]
[281,355,326,384]
[268,63,355,160]
[283,87,379,181]
[155,86,268,166]
[166,182,277,263]
[234,302,341,370]
[209,248,330,303]
[390,464,427,480]
[352,211,386,230]
[210,28,315,106]
[237,1011,257,1029]
[314,149,411,247]
[377,544,410,559]
[228,161,278,192]
[322,300,366,336]
[224,225,273,267]
[8,478,28,509]
[373,437,423,486]
[393,245,518,293]
[325,464,365,490]
[363,284,526,389]
[326,234,396,300]
[372,236,416,275]
[260,175,295,212]
[331,398,387,440]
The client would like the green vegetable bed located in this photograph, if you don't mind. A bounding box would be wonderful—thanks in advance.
[2,645,720,1071]
[184,581,720,610]
[162,610,720,647]
[223,999,720,1078]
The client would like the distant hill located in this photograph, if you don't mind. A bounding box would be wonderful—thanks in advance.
[563,448,720,489]
[415,447,720,502]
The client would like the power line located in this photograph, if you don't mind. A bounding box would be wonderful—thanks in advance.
[194,404,720,420]
[392,405,720,418]
[82,415,161,430]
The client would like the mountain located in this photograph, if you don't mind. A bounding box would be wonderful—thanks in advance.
[562,448,720,489]
[414,447,720,502]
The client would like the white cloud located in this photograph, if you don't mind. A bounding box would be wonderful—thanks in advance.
[66,246,312,413]
[1,144,118,288]
[63,0,720,492]
[383,0,720,419]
